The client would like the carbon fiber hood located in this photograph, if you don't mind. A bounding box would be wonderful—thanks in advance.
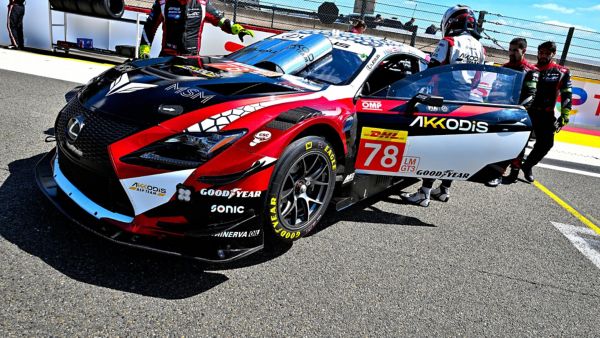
[77,58,323,126]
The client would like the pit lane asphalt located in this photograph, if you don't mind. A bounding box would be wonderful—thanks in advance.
[1,69,599,336]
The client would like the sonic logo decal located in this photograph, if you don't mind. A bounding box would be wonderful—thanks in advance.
[211,205,245,214]
[410,116,488,133]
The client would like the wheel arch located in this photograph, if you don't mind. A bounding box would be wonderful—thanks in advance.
[293,123,346,174]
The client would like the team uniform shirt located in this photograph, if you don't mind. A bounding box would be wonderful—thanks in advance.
[430,32,486,101]
[141,0,233,56]
[531,61,572,116]
[503,59,539,109]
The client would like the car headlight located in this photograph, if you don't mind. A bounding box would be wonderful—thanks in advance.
[121,129,247,170]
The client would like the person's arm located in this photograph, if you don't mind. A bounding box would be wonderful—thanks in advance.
[429,38,451,68]
[205,1,254,42]
[138,0,163,58]
[520,69,538,110]
[558,68,572,127]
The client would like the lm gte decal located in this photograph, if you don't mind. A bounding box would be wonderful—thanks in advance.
[355,127,408,174]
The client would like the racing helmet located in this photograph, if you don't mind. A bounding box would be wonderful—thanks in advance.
[441,4,478,37]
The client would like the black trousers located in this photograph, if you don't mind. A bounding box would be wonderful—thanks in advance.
[7,4,25,49]
[523,114,556,169]
[422,178,452,189]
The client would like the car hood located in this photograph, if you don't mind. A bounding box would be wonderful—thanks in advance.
[77,57,324,127]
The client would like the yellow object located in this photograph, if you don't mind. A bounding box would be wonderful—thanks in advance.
[534,181,600,236]
[138,44,151,59]
[555,131,600,148]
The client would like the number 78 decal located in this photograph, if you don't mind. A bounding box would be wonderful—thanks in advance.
[355,127,408,174]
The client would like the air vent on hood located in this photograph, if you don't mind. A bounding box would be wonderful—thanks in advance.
[200,82,297,96]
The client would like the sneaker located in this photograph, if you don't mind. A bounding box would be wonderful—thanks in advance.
[400,188,430,207]
[522,166,534,182]
[431,186,450,202]
[485,177,501,187]
[7,45,16,50]
[504,168,519,184]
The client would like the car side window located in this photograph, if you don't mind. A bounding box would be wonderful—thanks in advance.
[385,64,524,105]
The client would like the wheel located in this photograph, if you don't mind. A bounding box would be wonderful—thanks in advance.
[266,136,337,242]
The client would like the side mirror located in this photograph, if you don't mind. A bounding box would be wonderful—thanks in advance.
[406,93,443,114]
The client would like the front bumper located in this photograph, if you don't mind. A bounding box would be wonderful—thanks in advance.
[35,148,264,263]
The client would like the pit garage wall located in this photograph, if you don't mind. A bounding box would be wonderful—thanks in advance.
[1,2,599,129]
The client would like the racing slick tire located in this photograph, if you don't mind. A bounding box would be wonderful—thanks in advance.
[266,136,337,243]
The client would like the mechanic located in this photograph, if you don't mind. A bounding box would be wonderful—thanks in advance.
[487,37,539,186]
[138,0,254,58]
[7,0,25,50]
[401,4,485,207]
[520,41,572,182]
[349,19,367,34]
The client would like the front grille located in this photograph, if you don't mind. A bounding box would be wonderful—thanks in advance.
[58,148,134,216]
[55,98,140,171]
[54,98,139,216]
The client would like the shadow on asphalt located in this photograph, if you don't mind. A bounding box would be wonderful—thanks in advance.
[0,153,291,299]
[310,181,436,237]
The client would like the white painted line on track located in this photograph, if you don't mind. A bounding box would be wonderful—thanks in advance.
[0,49,112,84]
[552,222,600,270]
[537,163,600,178]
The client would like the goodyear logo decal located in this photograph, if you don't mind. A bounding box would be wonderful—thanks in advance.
[361,127,408,143]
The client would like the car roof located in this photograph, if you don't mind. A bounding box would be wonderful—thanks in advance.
[279,29,427,60]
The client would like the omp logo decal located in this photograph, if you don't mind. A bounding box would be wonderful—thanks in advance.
[410,116,488,133]
[361,127,408,143]
[361,100,383,111]
[129,183,166,197]
[107,73,157,96]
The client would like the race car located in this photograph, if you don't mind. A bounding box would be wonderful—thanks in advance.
[36,30,531,262]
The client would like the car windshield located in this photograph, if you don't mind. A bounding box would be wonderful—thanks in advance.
[381,64,525,105]
[295,48,368,85]
[227,36,371,85]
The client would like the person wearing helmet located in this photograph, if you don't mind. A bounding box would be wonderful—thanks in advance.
[138,0,254,58]
[401,4,485,207]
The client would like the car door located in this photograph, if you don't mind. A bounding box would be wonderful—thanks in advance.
[353,63,532,183]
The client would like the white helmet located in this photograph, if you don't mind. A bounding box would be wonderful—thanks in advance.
[441,4,478,37]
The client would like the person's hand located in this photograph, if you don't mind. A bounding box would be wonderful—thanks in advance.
[555,108,570,132]
[138,44,151,59]
[231,24,254,42]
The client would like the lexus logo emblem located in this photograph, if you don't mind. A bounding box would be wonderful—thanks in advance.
[66,115,85,143]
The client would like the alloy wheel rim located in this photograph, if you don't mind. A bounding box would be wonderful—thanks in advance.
[277,152,332,231]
